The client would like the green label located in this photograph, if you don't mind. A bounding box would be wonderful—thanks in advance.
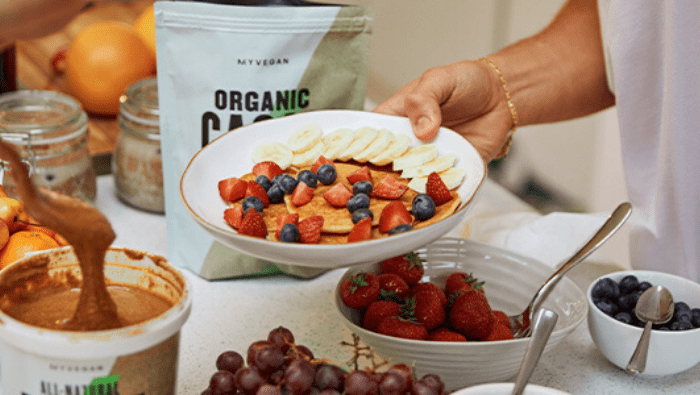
[84,375,119,395]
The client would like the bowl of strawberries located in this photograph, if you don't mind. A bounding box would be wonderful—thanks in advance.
[334,237,587,391]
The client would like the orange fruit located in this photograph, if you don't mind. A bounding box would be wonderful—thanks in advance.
[0,230,60,269]
[0,219,9,251]
[133,4,156,59]
[65,21,156,116]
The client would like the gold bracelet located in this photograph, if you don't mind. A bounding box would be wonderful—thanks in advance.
[477,57,519,159]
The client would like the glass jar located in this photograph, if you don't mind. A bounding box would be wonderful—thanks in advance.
[113,77,163,213]
[0,90,96,202]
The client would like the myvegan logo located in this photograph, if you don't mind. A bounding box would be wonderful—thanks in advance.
[84,375,119,395]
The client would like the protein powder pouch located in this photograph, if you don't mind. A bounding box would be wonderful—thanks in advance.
[155,0,373,279]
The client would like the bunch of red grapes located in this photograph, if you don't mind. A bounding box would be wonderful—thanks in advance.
[202,326,446,395]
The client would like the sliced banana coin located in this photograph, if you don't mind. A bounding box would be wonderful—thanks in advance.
[407,177,428,193]
[287,124,323,153]
[438,166,467,190]
[370,134,412,166]
[401,154,457,179]
[338,126,379,161]
[392,144,438,171]
[322,128,356,160]
[252,142,294,169]
[292,140,326,167]
[354,128,395,163]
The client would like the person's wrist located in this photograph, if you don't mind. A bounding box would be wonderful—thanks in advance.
[476,57,518,159]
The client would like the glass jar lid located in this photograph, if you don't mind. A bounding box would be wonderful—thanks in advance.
[119,77,159,130]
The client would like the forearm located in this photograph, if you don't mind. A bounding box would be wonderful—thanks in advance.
[488,0,615,127]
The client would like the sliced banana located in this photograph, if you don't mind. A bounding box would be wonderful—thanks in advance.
[287,124,323,153]
[252,142,294,169]
[292,140,326,167]
[407,177,428,193]
[322,128,356,160]
[354,128,395,163]
[338,126,379,161]
[370,134,412,166]
[392,144,438,171]
[407,166,466,193]
[401,154,457,179]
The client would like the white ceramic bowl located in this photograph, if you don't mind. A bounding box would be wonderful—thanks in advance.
[587,270,700,375]
[334,238,587,390]
[452,383,570,395]
[180,110,486,269]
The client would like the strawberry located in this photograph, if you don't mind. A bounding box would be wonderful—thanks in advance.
[253,161,283,180]
[347,216,372,242]
[346,165,372,185]
[310,155,334,174]
[412,282,447,307]
[238,209,268,238]
[484,323,514,341]
[376,316,428,340]
[378,201,413,233]
[449,290,495,340]
[372,175,409,200]
[322,183,353,208]
[445,272,485,298]
[362,300,400,332]
[223,206,244,229]
[291,182,314,206]
[245,181,270,208]
[405,293,445,331]
[492,310,511,330]
[275,213,299,239]
[425,172,453,205]
[218,177,248,202]
[381,252,424,286]
[377,273,410,302]
[428,327,467,342]
[298,215,324,244]
[340,272,381,309]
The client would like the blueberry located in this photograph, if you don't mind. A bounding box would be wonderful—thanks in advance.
[388,224,413,235]
[241,196,264,214]
[412,194,436,221]
[267,183,285,204]
[351,208,374,224]
[618,292,641,311]
[614,311,634,325]
[352,180,373,196]
[638,281,653,293]
[591,278,620,302]
[594,299,619,317]
[674,308,692,323]
[273,174,297,194]
[347,193,370,213]
[316,164,337,185]
[675,301,691,312]
[671,320,693,331]
[279,223,300,243]
[255,175,272,191]
[618,275,639,294]
[691,308,700,328]
[297,170,318,188]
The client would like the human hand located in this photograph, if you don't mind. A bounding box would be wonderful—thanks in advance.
[372,60,514,164]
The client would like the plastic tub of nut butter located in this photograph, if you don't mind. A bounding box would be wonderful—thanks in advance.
[0,246,192,395]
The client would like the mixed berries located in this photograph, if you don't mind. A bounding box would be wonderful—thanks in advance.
[591,275,700,331]
[340,253,514,342]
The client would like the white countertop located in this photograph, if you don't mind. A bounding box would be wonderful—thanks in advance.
[93,175,700,395]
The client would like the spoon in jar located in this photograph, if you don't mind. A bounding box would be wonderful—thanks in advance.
[511,308,559,395]
[509,202,632,338]
[626,285,674,374]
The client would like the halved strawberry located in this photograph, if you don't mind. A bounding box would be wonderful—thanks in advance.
[224,206,244,229]
[378,201,413,233]
[275,213,300,239]
[253,161,284,180]
[238,209,268,238]
[425,172,453,205]
[245,181,270,207]
[323,183,353,208]
[298,215,324,244]
[218,177,248,202]
[346,165,372,185]
[372,175,409,200]
[310,156,334,174]
[347,216,372,242]
[291,182,314,206]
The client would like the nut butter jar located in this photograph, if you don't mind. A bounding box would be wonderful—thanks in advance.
[0,90,96,202]
[113,77,164,213]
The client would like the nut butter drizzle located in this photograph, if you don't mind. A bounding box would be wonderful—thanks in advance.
[0,141,123,331]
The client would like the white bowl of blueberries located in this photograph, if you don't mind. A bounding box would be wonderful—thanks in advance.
[587,270,700,375]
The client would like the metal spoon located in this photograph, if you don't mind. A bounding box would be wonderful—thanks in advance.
[626,285,674,374]
[509,202,632,338]
[511,308,559,395]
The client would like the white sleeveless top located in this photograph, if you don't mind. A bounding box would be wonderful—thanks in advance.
[597,0,700,280]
